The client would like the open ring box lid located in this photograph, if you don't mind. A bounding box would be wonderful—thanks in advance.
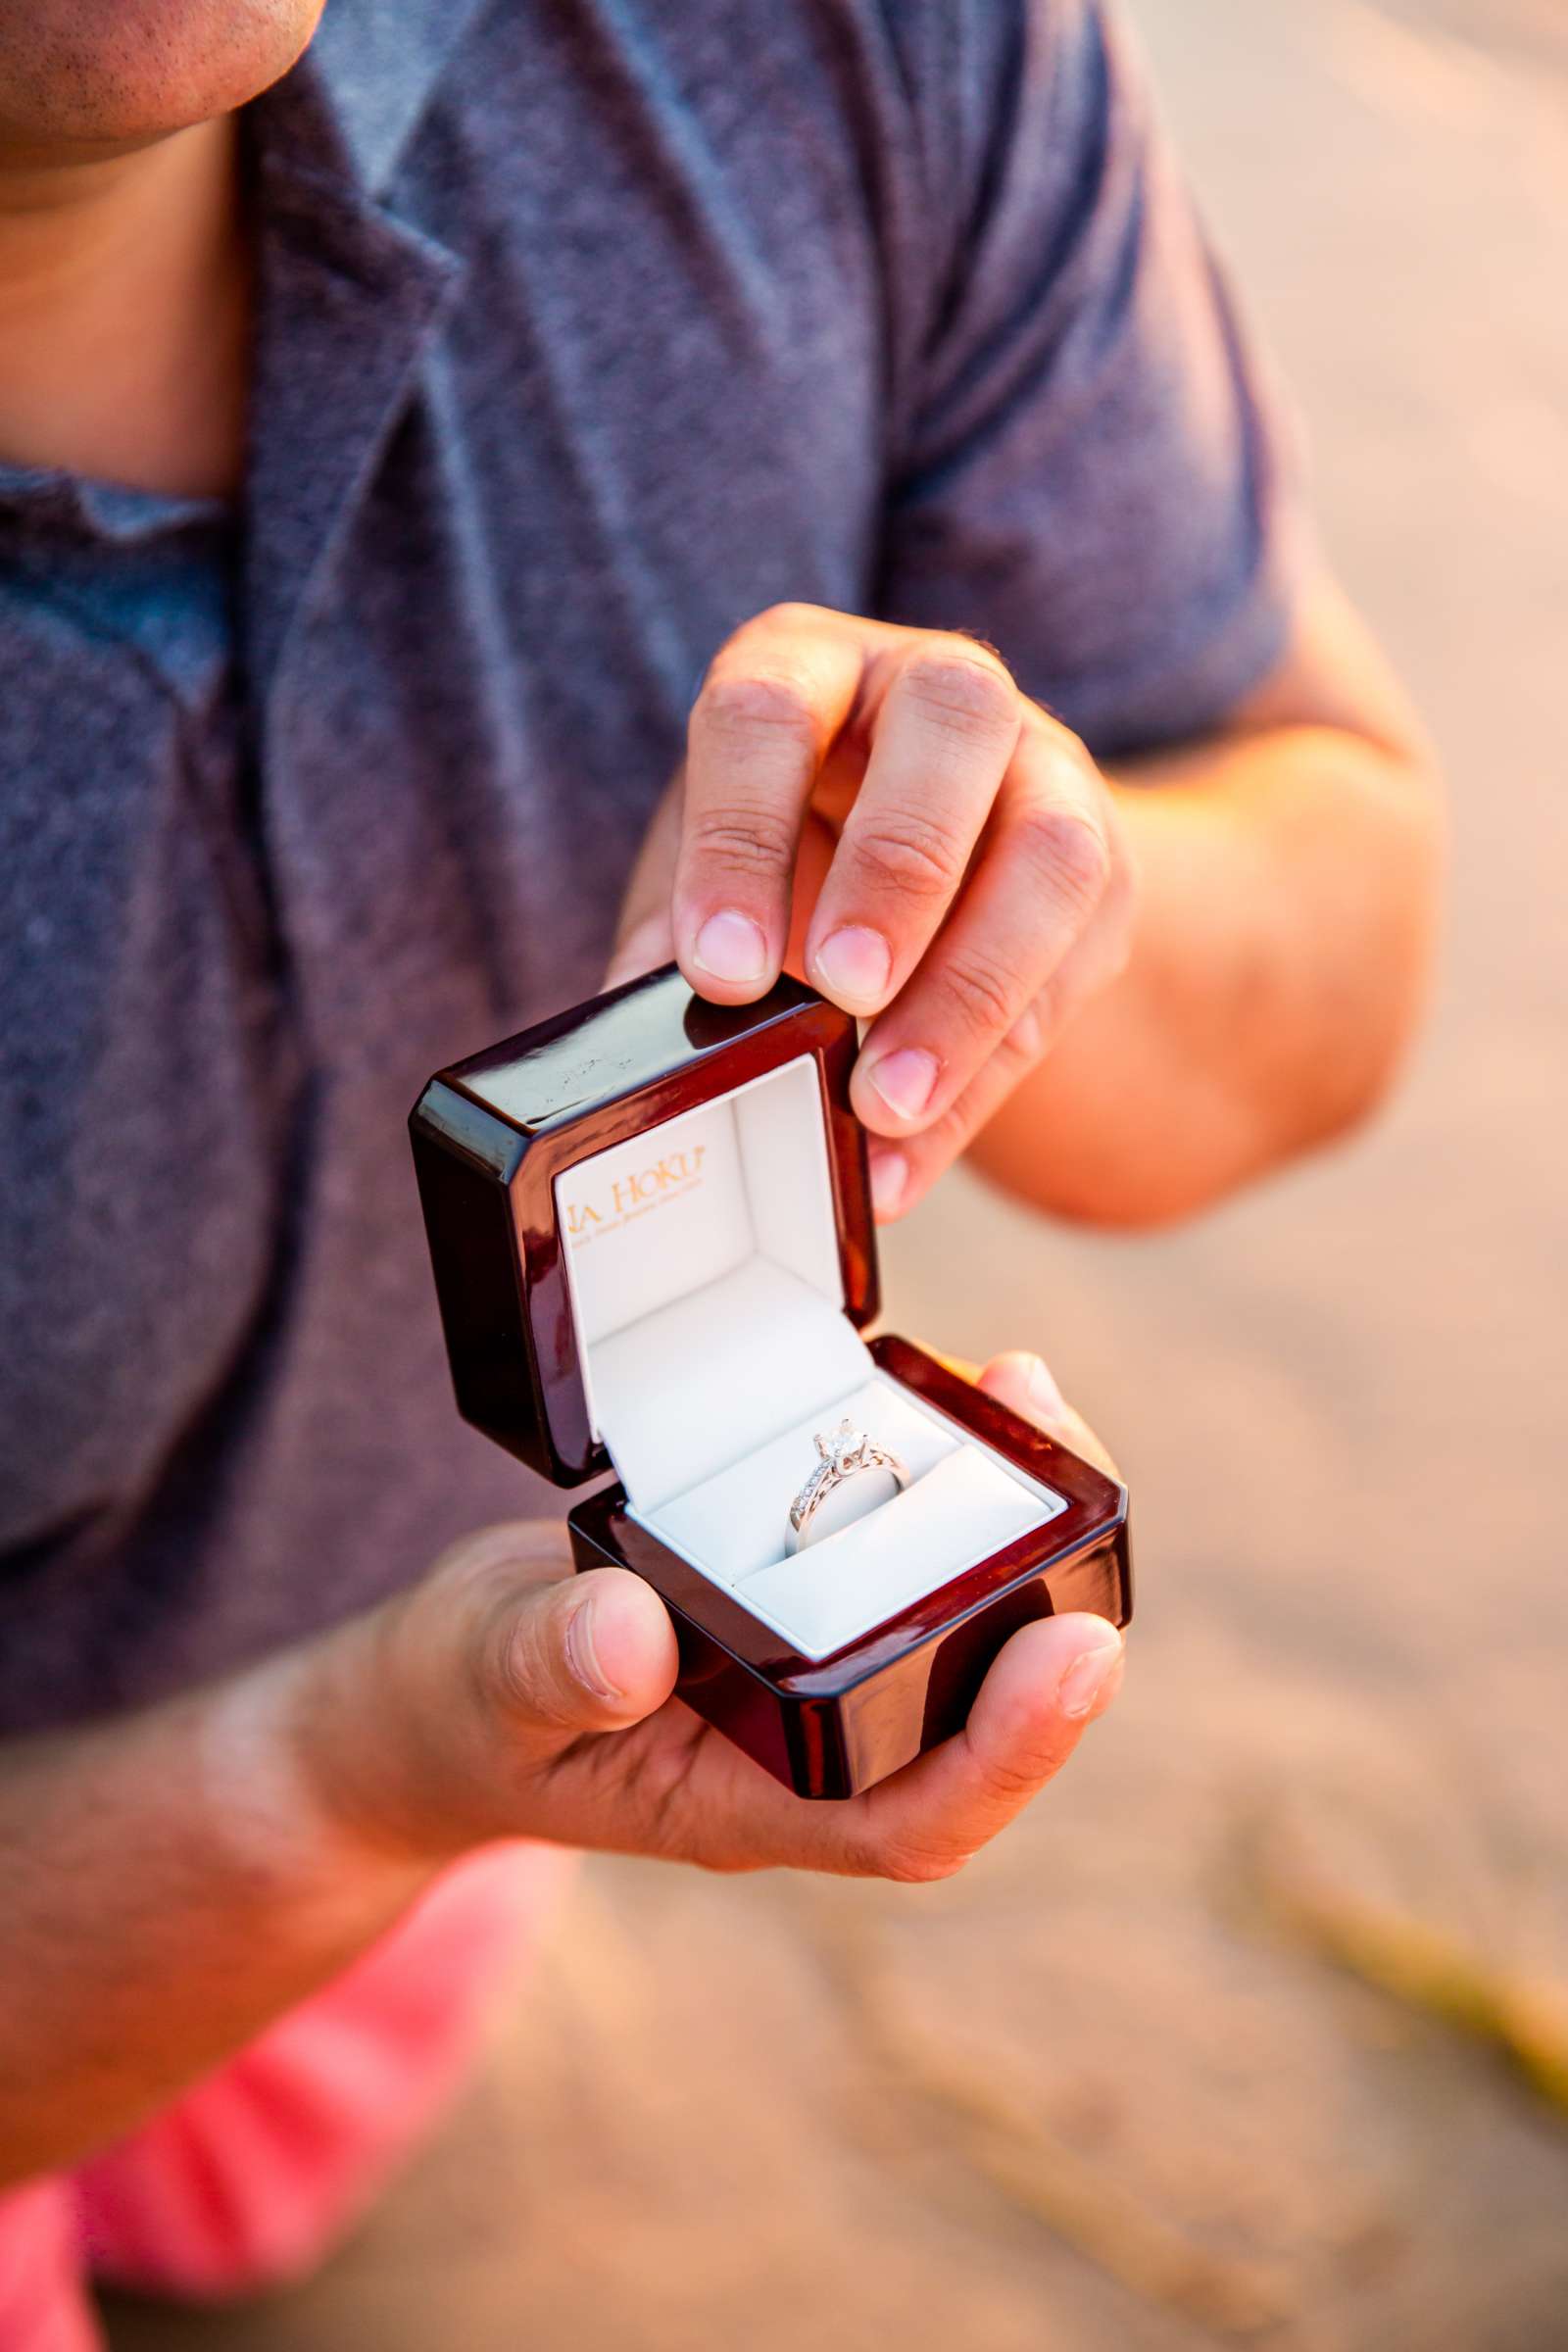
[410,965,1130,1798]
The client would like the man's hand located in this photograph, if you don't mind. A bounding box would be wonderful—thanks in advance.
[611,586,1441,1231]
[607,604,1137,1222]
[0,1351,1122,2184]
[298,1350,1123,1883]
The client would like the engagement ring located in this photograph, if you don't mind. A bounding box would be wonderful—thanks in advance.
[785,1418,909,1555]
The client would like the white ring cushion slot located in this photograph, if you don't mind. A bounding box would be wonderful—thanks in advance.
[554,1056,1065,1661]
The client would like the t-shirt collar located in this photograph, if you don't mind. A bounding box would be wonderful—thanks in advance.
[0,19,472,718]
[305,0,492,197]
[240,40,467,711]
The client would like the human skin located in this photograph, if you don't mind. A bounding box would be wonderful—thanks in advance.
[0,2,324,147]
[0,1353,1124,2185]
[608,586,1443,1227]
[0,0,325,496]
[0,5,1435,2189]
[0,9,1131,2196]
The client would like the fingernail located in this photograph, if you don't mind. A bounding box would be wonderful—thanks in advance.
[863,1046,940,1124]
[692,908,768,987]
[1025,1354,1067,1421]
[812,925,891,1009]
[564,1592,620,1701]
[1056,1632,1124,1722]
[869,1150,907,1219]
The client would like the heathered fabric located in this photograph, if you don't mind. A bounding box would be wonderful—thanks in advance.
[0,0,1301,1732]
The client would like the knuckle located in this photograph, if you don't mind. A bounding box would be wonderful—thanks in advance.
[709,606,812,667]
[851,812,968,904]
[693,668,820,760]
[900,645,1018,741]
[998,985,1055,1070]
[486,1601,575,1731]
[978,1745,1059,1806]
[486,1624,536,1722]
[1015,801,1112,921]
[939,945,1020,1042]
[685,802,800,879]
[752,599,828,635]
[693,1847,764,1878]
[873,1837,972,1886]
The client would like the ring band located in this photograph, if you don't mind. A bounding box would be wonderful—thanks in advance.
[785,1418,909,1555]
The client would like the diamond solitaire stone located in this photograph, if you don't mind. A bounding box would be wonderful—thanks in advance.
[818,1419,866,1472]
[785,1417,910,1554]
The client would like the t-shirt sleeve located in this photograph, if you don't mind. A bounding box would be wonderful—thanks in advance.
[877,0,1309,758]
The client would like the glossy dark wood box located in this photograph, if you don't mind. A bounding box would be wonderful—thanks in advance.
[569,1337,1130,1799]
[411,964,1131,1800]
[410,968,875,1487]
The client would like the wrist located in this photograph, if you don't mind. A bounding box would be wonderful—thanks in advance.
[252,1522,675,1876]
[223,1607,469,1890]
[276,1538,579,1870]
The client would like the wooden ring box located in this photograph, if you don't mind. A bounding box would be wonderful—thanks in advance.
[410,966,1131,1798]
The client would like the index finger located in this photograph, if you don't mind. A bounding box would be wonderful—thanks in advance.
[858,1609,1124,1877]
[774,1608,1123,1881]
[674,606,864,1001]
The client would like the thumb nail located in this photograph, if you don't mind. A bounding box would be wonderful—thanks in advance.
[564,1591,621,1702]
[1055,1628,1124,1721]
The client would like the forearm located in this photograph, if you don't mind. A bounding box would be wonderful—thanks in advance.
[0,1624,438,2186]
[970,717,1443,1225]
[1,1456,1128,2179]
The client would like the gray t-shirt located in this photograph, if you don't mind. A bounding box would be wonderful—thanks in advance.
[0,0,1299,1732]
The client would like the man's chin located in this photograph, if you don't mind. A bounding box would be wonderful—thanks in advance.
[0,0,326,150]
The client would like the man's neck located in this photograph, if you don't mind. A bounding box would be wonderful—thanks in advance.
[0,118,251,501]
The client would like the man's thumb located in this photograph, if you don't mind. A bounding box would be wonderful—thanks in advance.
[487,1566,680,1738]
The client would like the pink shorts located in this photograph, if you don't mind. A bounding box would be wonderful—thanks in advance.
[0,1842,574,2352]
